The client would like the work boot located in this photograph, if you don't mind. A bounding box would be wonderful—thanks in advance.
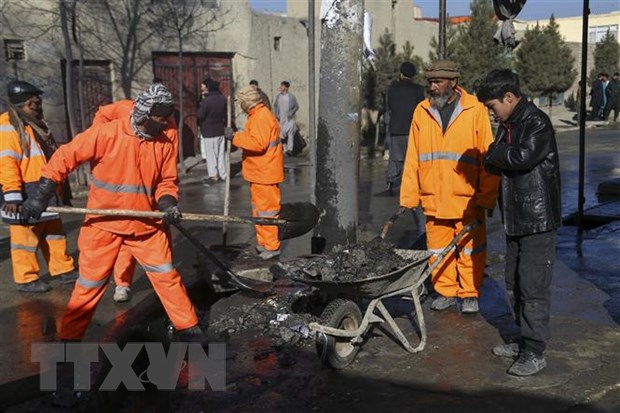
[492,342,520,359]
[57,270,79,284]
[177,326,208,346]
[507,350,547,376]
[259,249,281,261]
[18,279,51,293]
[461,297,479,314]
[113,286,131,303]
[430,296,456,311]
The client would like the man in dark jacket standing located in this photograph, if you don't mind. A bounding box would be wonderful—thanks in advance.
[478,69,561,377]
[385,62,425,194]
[197,79,227,183]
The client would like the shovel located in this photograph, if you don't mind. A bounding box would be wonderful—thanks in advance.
[173,223,273,294]
[47,202,319,240]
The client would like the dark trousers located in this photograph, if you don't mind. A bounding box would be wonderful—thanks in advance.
[505,230,556,355]
[387,134,408,188]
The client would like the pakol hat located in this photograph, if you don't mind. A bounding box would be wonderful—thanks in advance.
[7,80,44,104]
[424,60,461,79]
[400,62,417,78]
[235,85,262,110]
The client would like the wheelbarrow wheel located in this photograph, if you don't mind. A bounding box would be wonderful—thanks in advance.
[316,298,362,369]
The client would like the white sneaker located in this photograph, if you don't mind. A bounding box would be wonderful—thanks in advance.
[113,286,131,303]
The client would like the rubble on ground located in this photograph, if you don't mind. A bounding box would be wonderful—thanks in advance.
[272,238,409,282]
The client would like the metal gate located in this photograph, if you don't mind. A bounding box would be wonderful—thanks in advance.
[152,52,234,158]
[62,60,113,138]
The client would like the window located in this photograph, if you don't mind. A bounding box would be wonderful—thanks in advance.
[4,39,25,61]
[588,25,618,43]
[274,36,281,51]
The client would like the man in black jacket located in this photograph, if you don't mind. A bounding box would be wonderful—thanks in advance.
[385,62,425,195]
[477,69,561,377]
[197,79,227,184]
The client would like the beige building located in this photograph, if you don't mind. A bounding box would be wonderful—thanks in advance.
[514,12,620,44]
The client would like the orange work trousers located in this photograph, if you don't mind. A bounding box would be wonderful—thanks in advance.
[426,209,487,299]
[9,219,74,284]
[59,224,198,340]
[250,183,281,251]
[113,246,136,287]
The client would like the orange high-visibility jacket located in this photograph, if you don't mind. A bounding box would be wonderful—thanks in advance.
[232,103,284,184]
[0,112,62,205]
[400,87,499,219]
[92,100,134,125]
[42,116,179,236]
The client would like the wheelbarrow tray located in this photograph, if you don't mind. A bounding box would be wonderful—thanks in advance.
[291,249,433,299]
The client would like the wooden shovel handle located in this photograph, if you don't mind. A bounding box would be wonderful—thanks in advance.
[46,206,286,226]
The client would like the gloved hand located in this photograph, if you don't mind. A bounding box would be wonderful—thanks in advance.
[158,195,182,225]
[224,127,234,141]
[22,177,57,220]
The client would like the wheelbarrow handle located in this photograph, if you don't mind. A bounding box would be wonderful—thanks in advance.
[426,219,480,274]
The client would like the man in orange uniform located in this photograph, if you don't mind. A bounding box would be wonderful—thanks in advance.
[225,86,284,260]
[400,60,499,314]
[90,99,179,303]
[23,84,202,341]
[0,80,78,292]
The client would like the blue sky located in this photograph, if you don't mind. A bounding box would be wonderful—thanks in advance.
[248,1,620,19]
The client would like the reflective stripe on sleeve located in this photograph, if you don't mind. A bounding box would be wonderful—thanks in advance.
[0,149,22,160]
[3,192,23,202]
[269,138,281,148]
[0,125,16,132]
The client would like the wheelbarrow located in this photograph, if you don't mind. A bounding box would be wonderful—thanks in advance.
[291,220,479,369]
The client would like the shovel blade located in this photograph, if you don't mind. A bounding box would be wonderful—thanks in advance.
[278,202,320,240]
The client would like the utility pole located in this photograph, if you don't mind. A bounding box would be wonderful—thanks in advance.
[308,0,316,205]
[438,0,446,59]
[313,0,364,252]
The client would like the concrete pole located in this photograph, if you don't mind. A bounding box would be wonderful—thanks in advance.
[308,0,317,205]
[314,0,364,251]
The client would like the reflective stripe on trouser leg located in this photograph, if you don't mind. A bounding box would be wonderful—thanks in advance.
[250,182,281,251]
[38,219,75,277]
[125,229,198,331]
[454,212,486,298]
[426,217,459,297]
[113,244,136,287]
[60,225,121,340]
[9,224,40,284]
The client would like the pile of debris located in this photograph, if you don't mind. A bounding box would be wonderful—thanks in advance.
[207,280,321,348]
[274,238,409,282]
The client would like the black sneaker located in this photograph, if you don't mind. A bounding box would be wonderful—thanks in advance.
[507,350,547,376]
[58,270,79,284]
[18,280,51,293]
[177,326,208,346]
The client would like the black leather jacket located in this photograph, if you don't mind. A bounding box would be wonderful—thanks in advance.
[484,98,561,236]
